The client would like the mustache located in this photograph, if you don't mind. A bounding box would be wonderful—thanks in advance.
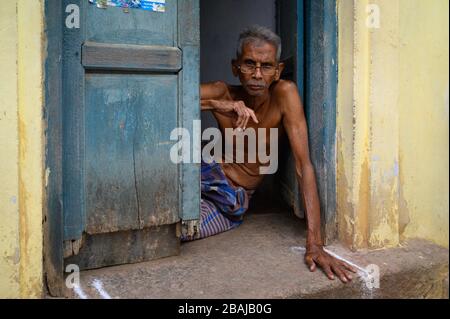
[246,81,267,88]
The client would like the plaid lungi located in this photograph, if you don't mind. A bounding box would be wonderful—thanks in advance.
[181,159,253,241]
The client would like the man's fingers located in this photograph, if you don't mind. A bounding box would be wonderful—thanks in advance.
[338,264,353,281]
[238,108,247,129]
[235,108,244,128]
[243,111,250,130]
[340,261,358,273]
[236,117,243,129]
[342,268,353,281]
[315,256,335,279]
[234,102,259,128]
[239,112,247,129]
[249,110,259,124]
[322,265,335,280]
[331,264,349,283]
[243,108,252,127]
[305,255,316,272]
[243,109,258,130]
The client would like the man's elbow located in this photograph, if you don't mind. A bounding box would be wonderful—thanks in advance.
[200,81,227,100]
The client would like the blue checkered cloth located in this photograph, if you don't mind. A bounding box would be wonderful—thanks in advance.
[181,159,252,241]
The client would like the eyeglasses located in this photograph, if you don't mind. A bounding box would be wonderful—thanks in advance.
[237,63,278,76]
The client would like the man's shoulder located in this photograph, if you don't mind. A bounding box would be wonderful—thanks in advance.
[272,79,298,97]
[272,80,300,104]
[271,80,302,117]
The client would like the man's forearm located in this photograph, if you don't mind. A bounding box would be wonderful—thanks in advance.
[299,164,323,247]
[201,99,217,111]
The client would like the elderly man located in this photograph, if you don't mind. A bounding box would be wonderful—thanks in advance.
[183,25,356,283]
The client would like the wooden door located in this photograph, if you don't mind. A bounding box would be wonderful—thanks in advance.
[59,0,200,270]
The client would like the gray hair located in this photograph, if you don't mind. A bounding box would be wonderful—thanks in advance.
[236,25,282,61]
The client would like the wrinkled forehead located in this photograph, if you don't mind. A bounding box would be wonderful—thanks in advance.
[239,40,278,63]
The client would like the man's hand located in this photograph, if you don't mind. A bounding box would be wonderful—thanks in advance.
[305,243,357,283]
[209,100,259,130]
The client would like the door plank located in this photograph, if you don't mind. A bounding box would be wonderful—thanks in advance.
[85,0,177,46]
[84,74,180,233]
[44,0,65,296]
[65,224,179,270]
[134,75,180,228]
[85,74,140,234]
[178,0,201,222]
[82,42,182,72]
[63,0,86,240]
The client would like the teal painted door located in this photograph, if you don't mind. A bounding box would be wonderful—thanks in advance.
[62,0,200,269]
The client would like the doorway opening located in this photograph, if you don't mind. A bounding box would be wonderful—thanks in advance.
[199,0,305,219]
[43,0,338,297]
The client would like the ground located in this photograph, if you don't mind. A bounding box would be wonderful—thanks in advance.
[60,200,448,299]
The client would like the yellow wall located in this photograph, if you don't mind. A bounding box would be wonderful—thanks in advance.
[399,0,449,248]
[337,0,449,249]
[0,0,44,298]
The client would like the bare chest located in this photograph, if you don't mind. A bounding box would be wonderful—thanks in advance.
[214,99,283,132]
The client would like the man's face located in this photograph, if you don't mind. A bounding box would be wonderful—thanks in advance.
[233,41,282,97]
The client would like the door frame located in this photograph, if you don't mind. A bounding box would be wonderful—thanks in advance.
[44,0,65,296]
[304,0,338,244]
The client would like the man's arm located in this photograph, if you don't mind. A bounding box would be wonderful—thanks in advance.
[278,81,356,283]
[200,81,229,111]
[200,81,258,129]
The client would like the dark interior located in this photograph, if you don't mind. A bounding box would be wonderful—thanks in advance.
[200,0,296,215]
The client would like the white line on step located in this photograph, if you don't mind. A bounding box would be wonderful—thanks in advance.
[92,279,112,299]
[73,284,88,299]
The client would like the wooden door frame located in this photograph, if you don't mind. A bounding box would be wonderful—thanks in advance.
[43,0,65,296]
[304,0,338,244]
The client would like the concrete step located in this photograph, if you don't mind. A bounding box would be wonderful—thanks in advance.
[67,212,448,299]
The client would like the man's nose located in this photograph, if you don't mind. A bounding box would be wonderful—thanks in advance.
[253,67,263,79]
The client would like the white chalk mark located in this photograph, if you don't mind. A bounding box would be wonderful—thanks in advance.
[73,284,88,299]
[92,279,112,299]
[322,248,369,277]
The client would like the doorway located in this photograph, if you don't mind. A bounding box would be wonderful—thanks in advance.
[199,0,338,240]
[44,0,338,297]
[199,0,304,217]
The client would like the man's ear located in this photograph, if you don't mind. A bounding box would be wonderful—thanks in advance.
[275,62,285,81]
[231,59,239,77]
